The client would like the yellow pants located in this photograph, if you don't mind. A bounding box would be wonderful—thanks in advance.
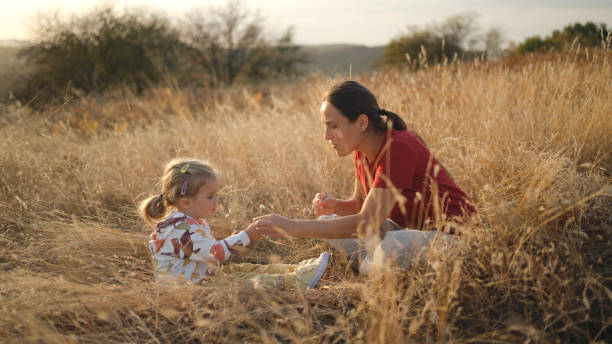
[214,260,318,290]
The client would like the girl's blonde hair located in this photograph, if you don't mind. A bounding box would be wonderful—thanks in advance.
[139,158,216,225]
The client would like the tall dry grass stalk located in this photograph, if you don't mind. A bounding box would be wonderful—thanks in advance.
[1,49,611,343]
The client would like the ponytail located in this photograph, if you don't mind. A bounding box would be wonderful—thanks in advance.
[139,194,167,226]
[379,109,407,131]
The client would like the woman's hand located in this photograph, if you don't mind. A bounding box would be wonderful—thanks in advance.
[312,192,337,216]
[252,214,295,238]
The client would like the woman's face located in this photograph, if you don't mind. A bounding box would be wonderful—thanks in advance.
[320,101,365,157]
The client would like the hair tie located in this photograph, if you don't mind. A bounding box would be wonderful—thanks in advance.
[181,162,191,174]
[379,108,387,116]
[159,194,164,200]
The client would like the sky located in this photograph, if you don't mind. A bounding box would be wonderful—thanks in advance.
[1,0,611,46]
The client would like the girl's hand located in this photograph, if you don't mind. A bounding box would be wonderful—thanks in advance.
[252,214,295,238]
[244,222,263,241]
[312,192,337,216]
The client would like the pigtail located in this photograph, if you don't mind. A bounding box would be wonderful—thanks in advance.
[139,194,167,226]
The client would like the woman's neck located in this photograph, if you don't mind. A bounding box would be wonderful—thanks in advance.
[358,131,385,162]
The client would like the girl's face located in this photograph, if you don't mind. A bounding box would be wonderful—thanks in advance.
[320,101,366,157]
[180,177,219,220]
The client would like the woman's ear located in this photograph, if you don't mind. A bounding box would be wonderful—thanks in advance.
[357,114,369,132]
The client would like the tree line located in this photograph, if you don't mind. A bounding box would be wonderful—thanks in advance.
[13,1,306,106]
[382,15,610,70]
[515,22,610,55]
[8,2,611,106]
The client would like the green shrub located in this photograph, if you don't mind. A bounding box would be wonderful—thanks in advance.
[516,22,610,55]
[13,1,306,106]
[383,29,463,69]
[383,14,482,69]
[15,7,184,106]
[181,1,306,86]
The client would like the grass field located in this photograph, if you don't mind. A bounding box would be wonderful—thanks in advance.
[1,49,611,343]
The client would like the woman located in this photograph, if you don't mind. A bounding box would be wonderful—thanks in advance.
[254,81,476,273]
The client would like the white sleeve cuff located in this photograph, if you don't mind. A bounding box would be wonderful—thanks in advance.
[224,230,250,248]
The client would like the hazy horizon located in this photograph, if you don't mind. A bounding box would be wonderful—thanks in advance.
[1,1,611,47]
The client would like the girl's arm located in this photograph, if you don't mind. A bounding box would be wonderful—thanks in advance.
[254,187,397,239]
[156,221,253,265]
[203,222,262,260]
[184,230,249,264]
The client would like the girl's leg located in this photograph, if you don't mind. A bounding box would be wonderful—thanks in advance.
[292,252,330,289]
[220,252,330,289]
[219,263,294,289]
[223,262,295,274]
[219,270,287,290]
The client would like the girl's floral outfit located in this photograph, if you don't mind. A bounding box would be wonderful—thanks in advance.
[149,210,329,289]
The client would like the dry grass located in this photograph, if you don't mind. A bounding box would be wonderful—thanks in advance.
[1,49,611,343]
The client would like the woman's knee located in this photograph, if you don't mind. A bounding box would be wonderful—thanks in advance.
[373,230,454,269]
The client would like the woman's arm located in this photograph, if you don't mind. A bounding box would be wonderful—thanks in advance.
[254,187,397,239]
[314,177,365,216]
[336,177,366,215]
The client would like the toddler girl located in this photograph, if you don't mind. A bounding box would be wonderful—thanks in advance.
[139,158,329,289]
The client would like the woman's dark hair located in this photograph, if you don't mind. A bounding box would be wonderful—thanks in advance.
[323,80,407,132]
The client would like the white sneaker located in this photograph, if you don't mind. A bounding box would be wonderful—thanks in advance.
[296,252,330,289]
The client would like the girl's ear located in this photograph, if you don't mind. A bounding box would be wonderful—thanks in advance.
[177,197,191,211]
[357,114,369,132]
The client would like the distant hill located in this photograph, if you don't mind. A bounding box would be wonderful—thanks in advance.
[0,40,28,48]
[301,44,385,77]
